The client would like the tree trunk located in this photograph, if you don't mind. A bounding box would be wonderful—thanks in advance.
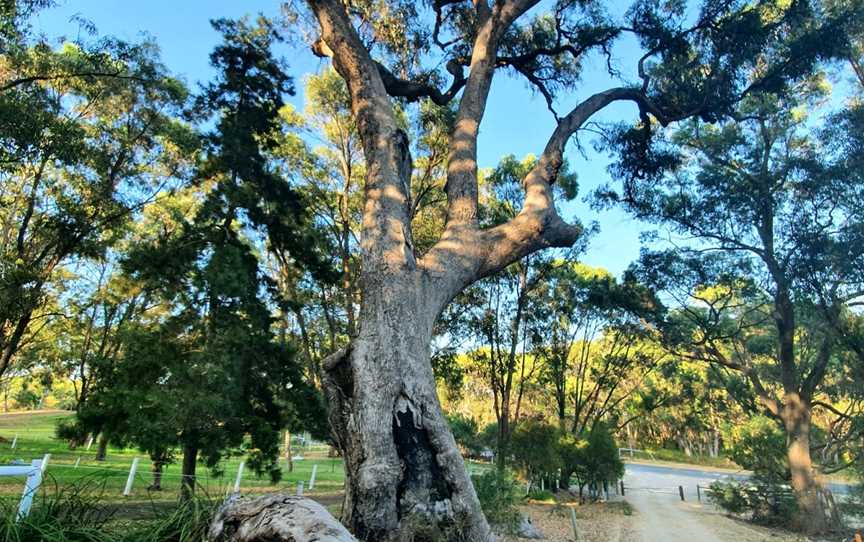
[149,461,163,491]
[181,444,198,501]
[323,280,492,542]
[284,430,293,472]
[781,394,827,533]
[94,435,108,461]
[495,403,510,472]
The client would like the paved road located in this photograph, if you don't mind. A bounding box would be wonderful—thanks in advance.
[626,461,850,495]
[622,463,797,542]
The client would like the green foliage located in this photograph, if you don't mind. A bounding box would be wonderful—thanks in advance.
[65,16,330,491]
[14,385,40,410]
[707,478,797,526]
[564,424,625,497]
[724,416,789,483]
[471,469,521,531]
[510,419,560,480]
[446,413,481,457]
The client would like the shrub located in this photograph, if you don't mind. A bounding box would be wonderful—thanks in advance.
[707,477,797,525]
[472,469,520,531]
[724,416,788,483]
[510,420,561,486]
[446,414,481,457]
[563,424,624,499]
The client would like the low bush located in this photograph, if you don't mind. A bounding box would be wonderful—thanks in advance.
[707,477,797,526]
[472,469,520,531]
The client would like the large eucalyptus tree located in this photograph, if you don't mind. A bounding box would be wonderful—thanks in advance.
[300,0,858,539]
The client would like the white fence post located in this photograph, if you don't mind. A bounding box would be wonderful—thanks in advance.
[309,464,317,490]
[233,461,245,494]
[296,480,304,496]
[74,456,81,468]
[10,434,17,449]
[16,459,44,520]
[85,435,94,450]
[123,457,140,496]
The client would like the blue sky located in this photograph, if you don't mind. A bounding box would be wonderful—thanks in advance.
[33,0,650,277]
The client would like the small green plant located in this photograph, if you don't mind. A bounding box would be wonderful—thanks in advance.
[472,469,520,532]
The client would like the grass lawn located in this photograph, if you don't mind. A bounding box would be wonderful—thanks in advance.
[0,410,346,507]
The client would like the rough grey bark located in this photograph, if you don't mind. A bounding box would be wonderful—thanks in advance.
[209,494,357,542]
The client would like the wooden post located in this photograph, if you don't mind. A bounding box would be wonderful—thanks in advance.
[678,485,685,501]
[620,480,625,496]
[569,506,579,541]
[697,485,701,502]
[309,464,318,490]
[123,457,140,496]
[233,461,245,493]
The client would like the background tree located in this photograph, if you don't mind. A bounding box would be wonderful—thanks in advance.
[0,11,194,379]
[607,80,864,528]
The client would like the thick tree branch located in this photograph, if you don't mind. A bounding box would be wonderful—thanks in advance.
[375,61,466,105]
[308,0,414,269]
[444,0,541,228]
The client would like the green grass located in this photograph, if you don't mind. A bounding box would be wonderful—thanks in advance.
[0,410,346,506]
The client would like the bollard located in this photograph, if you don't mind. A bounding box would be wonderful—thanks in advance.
[620,480,625,496]
[678,485,685,501]
[569,506,579,541]
[309,464,318,490]
[233,461,245,493]
[296,480,304,496]
[697,485,701,502]
[123,457,140,496]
